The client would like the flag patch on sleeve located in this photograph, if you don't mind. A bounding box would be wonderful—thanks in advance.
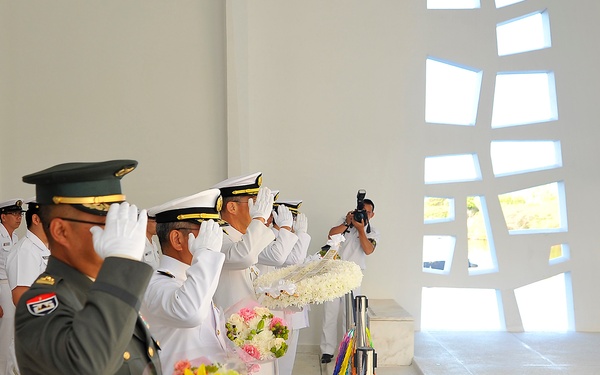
[26,293,59,316]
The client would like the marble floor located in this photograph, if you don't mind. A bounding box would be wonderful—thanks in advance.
[292,345,419,375]
[292,331,600,374]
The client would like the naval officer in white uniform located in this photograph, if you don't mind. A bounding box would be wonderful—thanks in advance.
[140,189,226,374]
[0,199,23,375]
[210,172,276,312]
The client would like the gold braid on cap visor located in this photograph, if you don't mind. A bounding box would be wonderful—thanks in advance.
[52,194,126,205]
[177,213,221,221]
[231,187,260,195]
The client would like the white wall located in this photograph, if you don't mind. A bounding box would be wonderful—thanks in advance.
[2,0,600,351]
[0,1,228,208]
[236,0,600,344]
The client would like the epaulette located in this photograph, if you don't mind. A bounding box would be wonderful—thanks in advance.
[35,275,56,285]
[157,270,175,278]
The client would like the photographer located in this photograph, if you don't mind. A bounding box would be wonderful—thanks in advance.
[320,192,380,364]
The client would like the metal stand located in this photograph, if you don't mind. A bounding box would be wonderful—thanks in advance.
[354,295,377,375]
[355,347,376,375]
[337,293,377,375]
[344,291,355,331]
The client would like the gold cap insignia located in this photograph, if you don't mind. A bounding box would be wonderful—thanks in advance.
[114,166,135,178]
[216,196,223,212]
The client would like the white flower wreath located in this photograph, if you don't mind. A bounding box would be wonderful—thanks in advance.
[253,256,363,309]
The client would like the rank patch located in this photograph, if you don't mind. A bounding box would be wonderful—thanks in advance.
[26,293,59,316]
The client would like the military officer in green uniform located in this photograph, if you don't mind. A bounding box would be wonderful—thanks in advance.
[14,160,161,375]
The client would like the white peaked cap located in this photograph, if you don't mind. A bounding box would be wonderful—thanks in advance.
[211,172,262,197]
[273,199,303,214]
[152,189,224,225]
[0,198,24,213]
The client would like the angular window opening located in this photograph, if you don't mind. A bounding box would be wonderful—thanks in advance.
[490,140,562,177]
[422,235,455,274]
[515,273,574,331]
[497,10,551,56]
[425,154,482,184]
[495,0,525,8]
[424,197,455,224]
[427,0,480,10]
[491,72,558,128]
[549,244,570,265]
[467,196,498,274]
[425,58,482,126]
[421,287,503,330]
[498,182,567,234]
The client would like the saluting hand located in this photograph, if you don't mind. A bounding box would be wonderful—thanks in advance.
[90,202,148,261]
[188,219,223,256]
[294,213,308,234]
[273,204,293,229]
[248,186,274,222]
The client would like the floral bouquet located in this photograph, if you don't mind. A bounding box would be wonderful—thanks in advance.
[225,305,289,362]
[173,358,243,375]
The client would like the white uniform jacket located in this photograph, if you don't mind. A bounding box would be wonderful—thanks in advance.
[0,223,18,374]
[7,230,50,291]
[257,227,298,267]
[0,223,18,280]
[213,220,275,312]
[256,228,310,272]
[141,251,226,374]
[142,237,161,270]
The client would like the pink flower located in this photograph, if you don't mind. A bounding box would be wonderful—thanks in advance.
[242,344,261,360]
[173,360,191,375]
[269,316,284,330]
[239,307,257,322]
[248,363,261,373]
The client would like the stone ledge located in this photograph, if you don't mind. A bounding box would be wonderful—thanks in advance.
[369,298,415,321]
[368,298,414,366]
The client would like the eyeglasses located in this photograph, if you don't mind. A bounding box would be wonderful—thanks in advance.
[57,217,106,226]
[232,199,251,204]
[3,212,24,217]
[176,226,200,232]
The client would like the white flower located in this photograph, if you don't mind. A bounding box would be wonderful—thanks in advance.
[253,259,363,309]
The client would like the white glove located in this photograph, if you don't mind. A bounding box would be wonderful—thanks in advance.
[248,186,274,221]
[90,202,148,261]
[188,219,223,256]
[293,213,308,234]
[273,205,293,228]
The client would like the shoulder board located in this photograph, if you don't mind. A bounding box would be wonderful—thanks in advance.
[156,270,175,278]
[34,275,57,286]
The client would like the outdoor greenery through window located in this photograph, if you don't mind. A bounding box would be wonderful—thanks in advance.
[498,182,566,234]
[467,196,497,273]
[424,197,455,223]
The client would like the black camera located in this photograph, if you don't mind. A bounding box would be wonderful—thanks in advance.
[353,189,367,223]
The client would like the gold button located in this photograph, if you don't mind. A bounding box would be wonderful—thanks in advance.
[156,341,160,347]
[123,352,130,361]
[217,329,220,335]
[148,347,154,357]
